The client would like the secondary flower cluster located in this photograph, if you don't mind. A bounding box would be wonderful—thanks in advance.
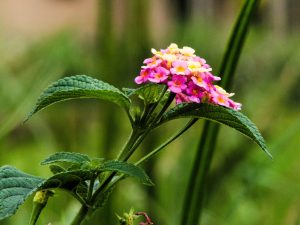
[134,43,241,110]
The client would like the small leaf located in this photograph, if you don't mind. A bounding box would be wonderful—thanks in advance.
[0,166,45,220]
[39,170,93,191]
[85,158,105,170]
[26,75,131,121]
[124,84,166,104]
[49,165,66,174]
[99,161,153,186]
[75,182,89,200]
[41,170,91,201]
[160,103,271,157]
[122,88,136,96]
[41,152,91,166]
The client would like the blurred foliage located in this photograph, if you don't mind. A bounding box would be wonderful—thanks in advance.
[0,1,300,225]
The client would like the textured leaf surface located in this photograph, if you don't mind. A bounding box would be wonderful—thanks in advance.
[100,161,153,185]
[160,103,271,157]
[0,166,44,220]
[75,182,89,200]
[39,170,93,191]
[124,84,165,104]
[26,75,131,120]
[49,165,66,174]
[41,152,91,166]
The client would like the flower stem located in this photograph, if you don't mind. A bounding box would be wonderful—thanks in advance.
[141,86,168,124]
[118,91,175,162]
[152,92,175,123]
[70,205,90,225]
[135,119,197,165]
[87,174,96,203]
[117,129,142,161]
[107,119,198,192]
[70,85,175,225]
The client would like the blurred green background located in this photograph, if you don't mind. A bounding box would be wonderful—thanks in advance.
[0,0,299,225]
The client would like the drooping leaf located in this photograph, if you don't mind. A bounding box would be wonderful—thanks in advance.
[26,75,131,121]
[0,166,45,220]
[159,103,271,157]
[41,152,91,166]
[99,161,153,186]
[39,170,93,191]
[35,170,93,204]
[123,84,166,104]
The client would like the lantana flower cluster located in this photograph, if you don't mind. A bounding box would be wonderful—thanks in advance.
[135,43,241,110]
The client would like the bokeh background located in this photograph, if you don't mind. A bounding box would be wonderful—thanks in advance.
[0,0,300,225]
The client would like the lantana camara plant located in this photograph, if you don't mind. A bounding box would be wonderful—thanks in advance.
[0,43,270,225]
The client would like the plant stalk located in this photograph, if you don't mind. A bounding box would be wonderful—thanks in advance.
[70,129,142,225]
[70,91,172,225]
[135,119,197,165]
[70,205,89,225]
[180,0,261,224]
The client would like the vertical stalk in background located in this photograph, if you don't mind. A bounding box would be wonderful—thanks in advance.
[180,0,261,225]
[175,0,191,23]
[96,0,114,79]
[124,0,151,75]
[94,1,115,225]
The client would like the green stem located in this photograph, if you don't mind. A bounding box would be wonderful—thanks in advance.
[90,172,116,206]
[107,119,198,192]
[152,92,175,123]
[70,129,143,225]
[87,174,97,203]
[180,122,218,225]
[180,0,260,225]
[91,129,142,201]
[73,193,88,206]
[70,205,89,225]
[119,92,175,162]
[126,109,135,127]
[135,119,197,165]
[28,203,46,225]
[142,86,168,124]
[70,85,174,225]
[219,0,260,90]
[117,129,142,161]
[29,190,52,225]
[140,103,152,124]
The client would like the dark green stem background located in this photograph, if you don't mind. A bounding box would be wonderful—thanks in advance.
[180,0,261,224]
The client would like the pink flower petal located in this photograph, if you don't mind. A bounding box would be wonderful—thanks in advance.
[135,44,241,110]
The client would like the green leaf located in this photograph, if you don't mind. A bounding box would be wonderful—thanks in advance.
[41,152,91,166]
[75,182,89,200]
[39,170,93,191]
[0,166,45,220]
[160,103,271,157]
[26,75,131,121]
[49,165,66,174]
[99,161,153,186]
[37,170,92,204]
[124,84,166,104]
